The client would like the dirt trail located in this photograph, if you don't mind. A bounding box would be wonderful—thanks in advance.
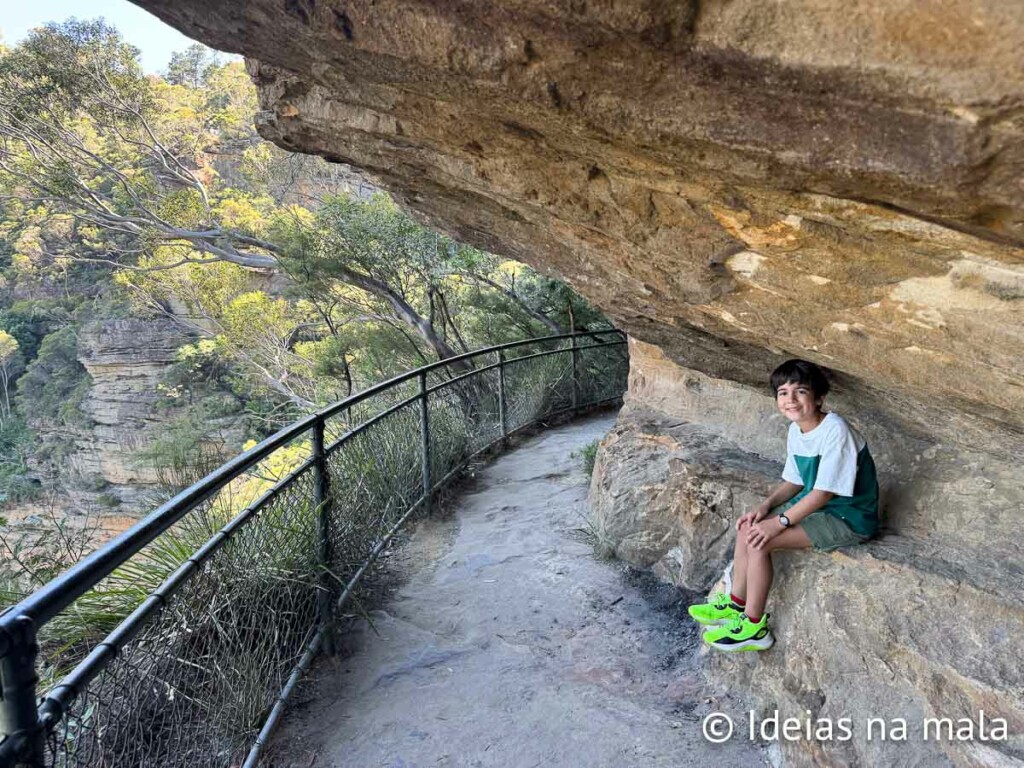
[269,412,768,767]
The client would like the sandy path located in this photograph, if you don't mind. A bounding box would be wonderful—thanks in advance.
[269,411,767,767]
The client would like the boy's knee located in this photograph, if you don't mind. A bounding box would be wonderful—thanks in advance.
[761,537,791,554]
[747,543,770,559]
[734,532,749,555]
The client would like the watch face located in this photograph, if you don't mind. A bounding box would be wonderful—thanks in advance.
[780,514,790,527]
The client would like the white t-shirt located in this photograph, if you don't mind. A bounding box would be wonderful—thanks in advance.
[782,412,865,497]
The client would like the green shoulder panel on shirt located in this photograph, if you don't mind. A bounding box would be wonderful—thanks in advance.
[793,446,879,537]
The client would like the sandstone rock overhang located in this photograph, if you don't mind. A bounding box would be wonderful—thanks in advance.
[132,0,1024,447]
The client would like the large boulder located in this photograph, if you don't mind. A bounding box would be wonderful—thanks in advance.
[589,415,779,590]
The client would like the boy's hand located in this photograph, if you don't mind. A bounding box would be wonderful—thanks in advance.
[746,518,782,551]
[736,502,771,532]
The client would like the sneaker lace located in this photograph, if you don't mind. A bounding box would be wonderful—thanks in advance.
[725,612,747,633]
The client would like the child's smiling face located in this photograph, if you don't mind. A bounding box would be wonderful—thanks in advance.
[775,380,824,429]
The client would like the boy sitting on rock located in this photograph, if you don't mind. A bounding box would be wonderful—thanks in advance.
[688,359,879,652]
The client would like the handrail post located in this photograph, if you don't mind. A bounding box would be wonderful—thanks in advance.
[312,417,335,656]
[497,349,508,448]
[0,617,44,767]
[419,371,431,516]
[570,333,580,414]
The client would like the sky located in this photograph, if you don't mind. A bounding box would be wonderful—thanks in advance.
[2,0,236,74]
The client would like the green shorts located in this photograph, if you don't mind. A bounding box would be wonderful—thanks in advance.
[772,500,871,552]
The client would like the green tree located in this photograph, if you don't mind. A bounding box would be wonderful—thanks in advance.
[0,20,277,272]
[165,43,220,89]
[15,326,90,427]
[1,20,603,415]
[0,330,22,423]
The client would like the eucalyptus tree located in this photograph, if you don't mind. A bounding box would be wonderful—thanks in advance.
[0,21,583,416]
[0,330,22,424]
[165,43,221,89]
[0,21,278,271]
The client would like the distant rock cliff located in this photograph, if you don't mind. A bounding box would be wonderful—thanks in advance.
[25,317,242,531]
[130,2,1024,764]
[74,319,193,489]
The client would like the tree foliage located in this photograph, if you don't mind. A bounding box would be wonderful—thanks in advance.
[0,329,22,422]
[0,20,611,503]
[15,325,91,427]
[165,43,221,89]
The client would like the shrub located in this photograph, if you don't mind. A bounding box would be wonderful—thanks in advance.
[134,408,238,491]
[580,439,600,477]
[0,416,41,506]
[95,492,121,509]
[15,325,91,426]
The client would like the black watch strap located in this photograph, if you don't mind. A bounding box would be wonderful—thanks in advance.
[778,514,791,528]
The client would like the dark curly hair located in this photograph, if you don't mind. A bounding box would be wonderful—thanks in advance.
[770,359,830,398]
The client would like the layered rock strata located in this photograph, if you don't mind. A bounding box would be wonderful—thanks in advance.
[74,319,194,489]
[128,1,1024,764]
[29,318,242,528]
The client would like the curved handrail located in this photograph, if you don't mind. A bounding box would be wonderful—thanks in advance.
[0,328,629,767]
[0,329,623,646]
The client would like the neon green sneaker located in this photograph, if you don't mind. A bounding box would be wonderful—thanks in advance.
[702,612,774,652]
[687,591,743,628]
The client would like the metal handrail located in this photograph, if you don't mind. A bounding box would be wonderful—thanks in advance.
[0,328,623,644]
[0,329,629,767]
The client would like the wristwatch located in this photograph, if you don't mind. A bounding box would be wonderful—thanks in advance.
[778,514,791,528]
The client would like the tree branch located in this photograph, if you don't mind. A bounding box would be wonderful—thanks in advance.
[455,270,566,335]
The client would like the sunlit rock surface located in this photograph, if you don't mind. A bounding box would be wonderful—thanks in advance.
[75,319,193,491]
[130,1,1024,764]
[26,318,244,528]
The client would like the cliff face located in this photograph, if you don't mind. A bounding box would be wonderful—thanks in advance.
[130,2,1024,764]
[74,319,194,490]
[25,318,241,530]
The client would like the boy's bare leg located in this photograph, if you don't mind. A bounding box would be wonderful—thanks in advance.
[731,520,752,601]
[744,526,812,621]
